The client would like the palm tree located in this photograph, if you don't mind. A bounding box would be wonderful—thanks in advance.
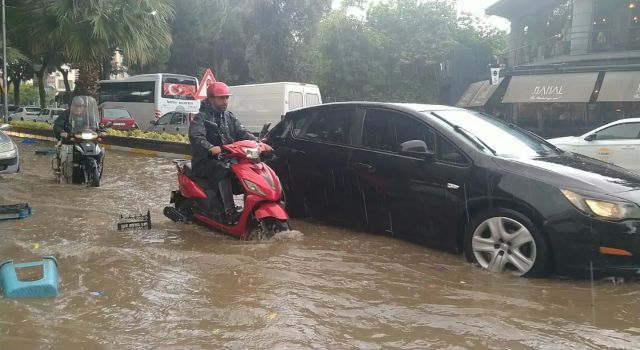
[26,0,174,97]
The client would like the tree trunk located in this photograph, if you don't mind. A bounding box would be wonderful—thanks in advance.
[35,67,47,109]
[11,79,20,107]
[74,62,100,98]
[101,54,112,80]
[59,66,71,105]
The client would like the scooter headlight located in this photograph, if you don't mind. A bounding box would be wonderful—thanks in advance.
[80,131,97,140]
[242,146,260,160]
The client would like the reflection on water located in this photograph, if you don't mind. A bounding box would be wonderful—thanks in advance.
[1,141,640,349]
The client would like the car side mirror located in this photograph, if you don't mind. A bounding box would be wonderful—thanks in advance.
[399,140,435,161]
[584,134,596,141]
[259,122,272,139]
[150,120,157,125]
[0,123,9,130]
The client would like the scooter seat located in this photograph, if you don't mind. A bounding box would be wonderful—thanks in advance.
[180,161,212,190]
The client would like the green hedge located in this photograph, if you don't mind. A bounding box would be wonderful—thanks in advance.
[9,120,53,129]
[105,129,189,143]
[9,120,189,143]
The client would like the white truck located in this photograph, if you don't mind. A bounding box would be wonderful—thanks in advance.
[228,82,322,132]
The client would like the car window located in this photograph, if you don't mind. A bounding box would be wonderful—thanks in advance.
[299,108,356,145]
[291,113,310,138]
[26,107,40,113]
[156,113,174,125]
[594,123,640,140]
[289,92,303,110]
[170,113,186,125]
[306,93,320,106]
[362,108,435,153]
[52,110,63,116]
[104,109,132,119]
[437,136,468,165]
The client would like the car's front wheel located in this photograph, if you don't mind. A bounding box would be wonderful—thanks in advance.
[463,209,549,277]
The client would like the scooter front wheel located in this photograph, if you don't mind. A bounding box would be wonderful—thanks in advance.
[250,217,290,240]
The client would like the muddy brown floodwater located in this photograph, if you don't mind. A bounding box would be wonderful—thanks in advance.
[1,140,640,349]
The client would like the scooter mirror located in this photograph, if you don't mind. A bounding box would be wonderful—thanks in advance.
[259,122,271,139]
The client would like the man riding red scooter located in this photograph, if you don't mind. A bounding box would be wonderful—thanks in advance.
[163,82,289,238]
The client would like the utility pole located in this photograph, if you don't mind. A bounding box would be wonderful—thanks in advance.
[2,0,8,123]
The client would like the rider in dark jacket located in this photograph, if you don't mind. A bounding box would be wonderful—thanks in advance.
[188,82,267,224]
[53,96,95,143]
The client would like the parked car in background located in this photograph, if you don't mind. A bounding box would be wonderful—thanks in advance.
[100,107,138,131]
[0,124,19,174]
[8,106,41,121]
[266,102,640,278]
[35,108,65,124]
[0,105,17,119]
[548,118,640,173]
[149,111,189,134]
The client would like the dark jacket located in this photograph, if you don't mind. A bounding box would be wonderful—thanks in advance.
[53,110,72,140]
[188,99,256,166]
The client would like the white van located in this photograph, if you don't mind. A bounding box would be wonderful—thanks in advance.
[228,82,322,132]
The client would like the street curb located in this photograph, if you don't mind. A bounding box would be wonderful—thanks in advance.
[5,129,191,160]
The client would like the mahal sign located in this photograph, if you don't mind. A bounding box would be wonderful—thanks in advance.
[530,85,564,101]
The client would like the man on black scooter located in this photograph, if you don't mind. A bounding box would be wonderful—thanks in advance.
[189,82,272,225]
[54,96,96,142]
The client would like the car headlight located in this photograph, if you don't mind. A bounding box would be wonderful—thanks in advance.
[242,146,260,160]
[0,148,17,159]
[80,132,97,140]
[561,189,640,220]
[243,179,265,196]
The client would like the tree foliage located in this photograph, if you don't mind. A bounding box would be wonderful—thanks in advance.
[314,0,506,102]
[3,0,505,108]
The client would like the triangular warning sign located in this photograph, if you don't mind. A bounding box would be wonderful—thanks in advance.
[195,69,217,100]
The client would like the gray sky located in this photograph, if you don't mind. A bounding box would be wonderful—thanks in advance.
[332,0,510,31]
[457,0,509,30]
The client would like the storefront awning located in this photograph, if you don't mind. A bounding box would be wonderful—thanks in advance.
[502,73,599,103]
[597,71,640,102]
[455,81,485,107]
[468,78,504,107]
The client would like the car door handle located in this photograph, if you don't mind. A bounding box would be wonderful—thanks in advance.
[622,146,635,149]
[352,162,376,172]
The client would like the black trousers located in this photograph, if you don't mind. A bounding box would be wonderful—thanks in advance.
[193,159,235,214]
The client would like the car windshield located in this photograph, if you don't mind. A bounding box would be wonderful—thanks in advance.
[426,110,562,158]
[103,109,131,119]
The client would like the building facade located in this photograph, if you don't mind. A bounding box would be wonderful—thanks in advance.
[486,0,640,138]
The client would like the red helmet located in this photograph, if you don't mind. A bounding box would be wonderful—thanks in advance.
[207,82,231,97]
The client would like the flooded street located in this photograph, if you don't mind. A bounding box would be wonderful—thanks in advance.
[2,140,640,349]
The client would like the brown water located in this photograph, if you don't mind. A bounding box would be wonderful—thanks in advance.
[1,141,640,349]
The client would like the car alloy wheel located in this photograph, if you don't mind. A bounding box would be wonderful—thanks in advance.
[464,209,549,277]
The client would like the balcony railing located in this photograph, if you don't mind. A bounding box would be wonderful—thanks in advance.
[501,27,640,67]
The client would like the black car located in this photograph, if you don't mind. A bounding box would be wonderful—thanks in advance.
[266,102,640,278]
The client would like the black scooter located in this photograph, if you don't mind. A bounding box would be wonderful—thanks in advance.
[53,129,106,187]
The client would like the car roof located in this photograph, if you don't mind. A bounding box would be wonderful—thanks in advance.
[604,118,640,124]
[291,101,464,113]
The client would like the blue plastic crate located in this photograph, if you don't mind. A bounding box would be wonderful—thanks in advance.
[0,256,59,298]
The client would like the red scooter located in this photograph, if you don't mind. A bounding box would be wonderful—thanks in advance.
[164,139,290,239]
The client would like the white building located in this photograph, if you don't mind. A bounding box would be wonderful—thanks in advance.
[46,69,78,95]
